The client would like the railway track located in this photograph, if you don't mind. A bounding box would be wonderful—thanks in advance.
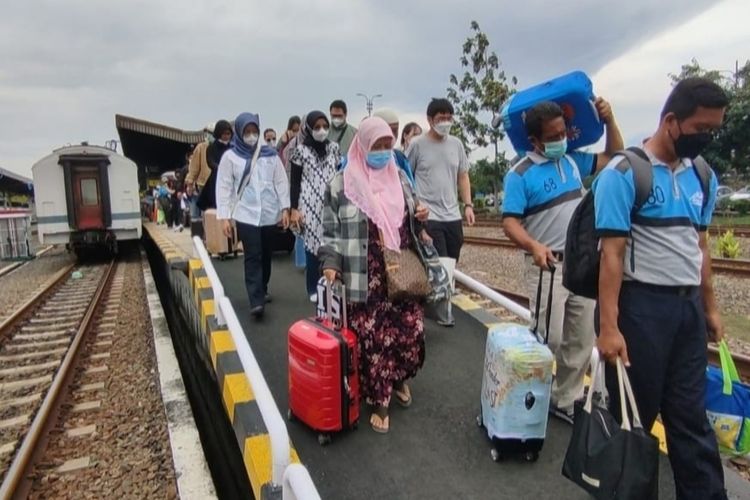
[456,283,750,382]
[463,236,750,277]
[470,219,750,238]
[0,259,116,497]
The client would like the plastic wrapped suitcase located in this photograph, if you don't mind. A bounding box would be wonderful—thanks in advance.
[477,266,555,462]
[203,209,237,259]
[288,281,360,445]
[499,71,604,155]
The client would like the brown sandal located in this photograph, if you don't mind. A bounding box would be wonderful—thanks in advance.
[394,383,412,408]
[370,413,390,434]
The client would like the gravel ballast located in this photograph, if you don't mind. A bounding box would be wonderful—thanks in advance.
[27,256,179,499]
[0,247,75,323]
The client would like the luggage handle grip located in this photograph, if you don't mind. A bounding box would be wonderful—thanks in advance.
[324,278,348,331]
[531,264,556,344]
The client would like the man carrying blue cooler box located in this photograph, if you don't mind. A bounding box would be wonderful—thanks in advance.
[502,97,623,423]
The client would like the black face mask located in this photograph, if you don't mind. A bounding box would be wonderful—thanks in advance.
[672,123,712,160]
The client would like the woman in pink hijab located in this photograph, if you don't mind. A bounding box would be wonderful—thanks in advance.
[319,117,430,434]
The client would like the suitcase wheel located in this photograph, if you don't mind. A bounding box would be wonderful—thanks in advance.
[317,433,332,446]
[490,448,502,462]
[287,409,296,423]
[524,451,539,462]
[476,413,483,428]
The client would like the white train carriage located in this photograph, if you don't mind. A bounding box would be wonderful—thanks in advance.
[32,144,142,254]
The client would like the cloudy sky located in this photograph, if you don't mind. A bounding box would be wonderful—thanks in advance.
[1,0,746,178]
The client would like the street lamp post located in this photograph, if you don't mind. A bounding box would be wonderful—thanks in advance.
[356,93,383,117]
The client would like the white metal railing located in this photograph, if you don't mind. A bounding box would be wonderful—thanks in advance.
[191,237,320,498]
[282,464,322,500]
[453,269,531,322]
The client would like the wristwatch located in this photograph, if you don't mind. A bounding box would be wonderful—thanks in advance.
[464,203,474,209]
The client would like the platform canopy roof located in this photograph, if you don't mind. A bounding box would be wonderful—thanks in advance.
[115,114,207,177]
[0,166,33,195]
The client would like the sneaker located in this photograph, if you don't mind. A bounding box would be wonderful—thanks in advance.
[250,305,264,319]
[549,405,575,425]
[437,319,455,328]
[264,294,272,304]
[309,293,317,303]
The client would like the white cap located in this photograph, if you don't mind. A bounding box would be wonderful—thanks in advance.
[373,108,399,125]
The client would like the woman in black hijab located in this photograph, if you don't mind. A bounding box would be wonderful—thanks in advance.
[198,119,232,211]
[288,111,341,302]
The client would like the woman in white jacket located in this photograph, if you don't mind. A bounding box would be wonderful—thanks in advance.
[216,112,290,319]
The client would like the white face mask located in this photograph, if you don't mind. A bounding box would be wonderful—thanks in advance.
[243,134,259,147]
[331,117,345,128]
[218,138,230,145]
[433,121,452,137]
[266,139,276,147]
[312,128,329,142]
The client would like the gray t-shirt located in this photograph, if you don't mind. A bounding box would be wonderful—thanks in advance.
[406,134,469,222]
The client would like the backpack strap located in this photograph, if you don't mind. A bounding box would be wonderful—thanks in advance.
[617,147,652,274]
[619,147,653,214]
[692,155,712,214]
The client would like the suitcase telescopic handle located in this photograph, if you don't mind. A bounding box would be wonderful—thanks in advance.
[531,264,556,344]
[325,278,348,331]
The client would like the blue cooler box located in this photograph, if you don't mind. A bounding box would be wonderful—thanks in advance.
[500,70,604,155]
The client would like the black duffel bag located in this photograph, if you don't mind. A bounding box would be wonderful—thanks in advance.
[562,357,659,500]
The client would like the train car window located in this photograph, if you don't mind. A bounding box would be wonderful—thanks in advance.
[81,178,99,206]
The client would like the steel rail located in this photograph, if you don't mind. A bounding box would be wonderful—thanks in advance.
[0,262,76,339]
[0,260,115,499]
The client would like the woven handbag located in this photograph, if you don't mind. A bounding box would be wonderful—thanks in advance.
[382,237,431,302]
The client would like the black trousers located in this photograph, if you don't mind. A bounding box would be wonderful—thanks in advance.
[236,222,276,309]
[597,282,726,500]
[424,220,463,260]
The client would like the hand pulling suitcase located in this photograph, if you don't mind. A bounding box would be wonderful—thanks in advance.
[500,71,604,155]
[288,281,360,445]
[477,265,555,462]
[203,209,238,260]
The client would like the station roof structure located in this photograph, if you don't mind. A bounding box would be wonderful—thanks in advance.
[0,166,33,195]
[115,114,206,179]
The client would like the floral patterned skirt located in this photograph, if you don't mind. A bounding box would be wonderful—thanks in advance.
[348,219,425,407]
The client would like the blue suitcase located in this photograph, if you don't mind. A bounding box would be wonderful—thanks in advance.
[500,71,604,155]
[477,267,555,462]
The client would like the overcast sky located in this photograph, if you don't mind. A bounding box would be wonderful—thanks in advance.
[1,0,746,178]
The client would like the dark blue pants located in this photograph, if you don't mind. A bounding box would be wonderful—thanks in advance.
[597,282,726,500]
[305,250,320,297]
[236,222,275,309]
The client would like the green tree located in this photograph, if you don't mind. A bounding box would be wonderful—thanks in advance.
[447,20,516,210]
[470,156,511,203]
[669,58,750,179]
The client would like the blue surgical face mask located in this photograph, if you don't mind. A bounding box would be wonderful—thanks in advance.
[543,138,567,160]
[366,150,391,169]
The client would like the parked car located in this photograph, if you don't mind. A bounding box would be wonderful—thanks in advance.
[716,185,734,201]
[729,186,750,202]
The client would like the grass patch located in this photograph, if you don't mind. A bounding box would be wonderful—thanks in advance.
[712,215,750,226]
[723,313,750,343]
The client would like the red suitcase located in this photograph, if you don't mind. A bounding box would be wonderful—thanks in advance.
[288,282,360,445]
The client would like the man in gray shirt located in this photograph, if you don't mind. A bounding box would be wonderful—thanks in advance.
[407,98,475,326]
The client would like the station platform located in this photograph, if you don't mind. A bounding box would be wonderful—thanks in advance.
[142,221,749,500]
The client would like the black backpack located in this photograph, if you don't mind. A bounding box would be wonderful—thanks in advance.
[562,147,711,299]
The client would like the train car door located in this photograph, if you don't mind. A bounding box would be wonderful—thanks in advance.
[71,167,105,230]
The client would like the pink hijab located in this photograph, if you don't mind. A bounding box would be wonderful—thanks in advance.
[343,117,405,252]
